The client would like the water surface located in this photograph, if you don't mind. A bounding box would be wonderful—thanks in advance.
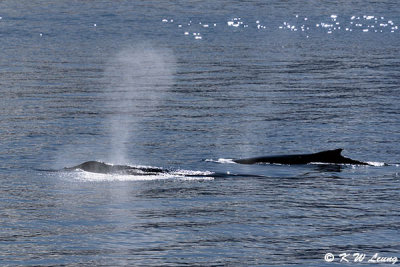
[1,1,399,266]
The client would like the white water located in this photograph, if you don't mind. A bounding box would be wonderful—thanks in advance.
[61,168,214,182]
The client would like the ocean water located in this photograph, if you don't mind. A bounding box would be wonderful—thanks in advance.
[1,1,400,266]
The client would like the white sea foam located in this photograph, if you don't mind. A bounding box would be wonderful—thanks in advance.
[65,169,213,182]
[75,171,171,181]
[171,169,214,176]
[170,169,214,180]
[205,158,236,164]
[366,162,387,167]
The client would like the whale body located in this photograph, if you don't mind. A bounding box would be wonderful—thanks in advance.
[65,161,167,175]
[64,149,372,176]
[64,161,272,178]
[233,149,369,165]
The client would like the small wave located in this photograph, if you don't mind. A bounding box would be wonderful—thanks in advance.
[171,169,214,176]
[173,176,214,181]
[205,158,236,164]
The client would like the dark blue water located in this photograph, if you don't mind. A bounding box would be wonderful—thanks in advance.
[1,1,400,266]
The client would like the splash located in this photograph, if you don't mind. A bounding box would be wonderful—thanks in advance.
[104,44,176,164]
[60,169,214,182]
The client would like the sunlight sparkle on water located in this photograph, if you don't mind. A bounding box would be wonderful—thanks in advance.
[161,15,398,41]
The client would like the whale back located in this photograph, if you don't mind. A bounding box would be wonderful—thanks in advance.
[73,161,114,173]
[311,148,344,163]
[66,161,166,174]
[233,148,368,165]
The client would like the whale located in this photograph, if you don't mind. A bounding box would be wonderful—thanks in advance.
[64,161,269,178]
[233,149,369,165]
[65,161,167,175]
